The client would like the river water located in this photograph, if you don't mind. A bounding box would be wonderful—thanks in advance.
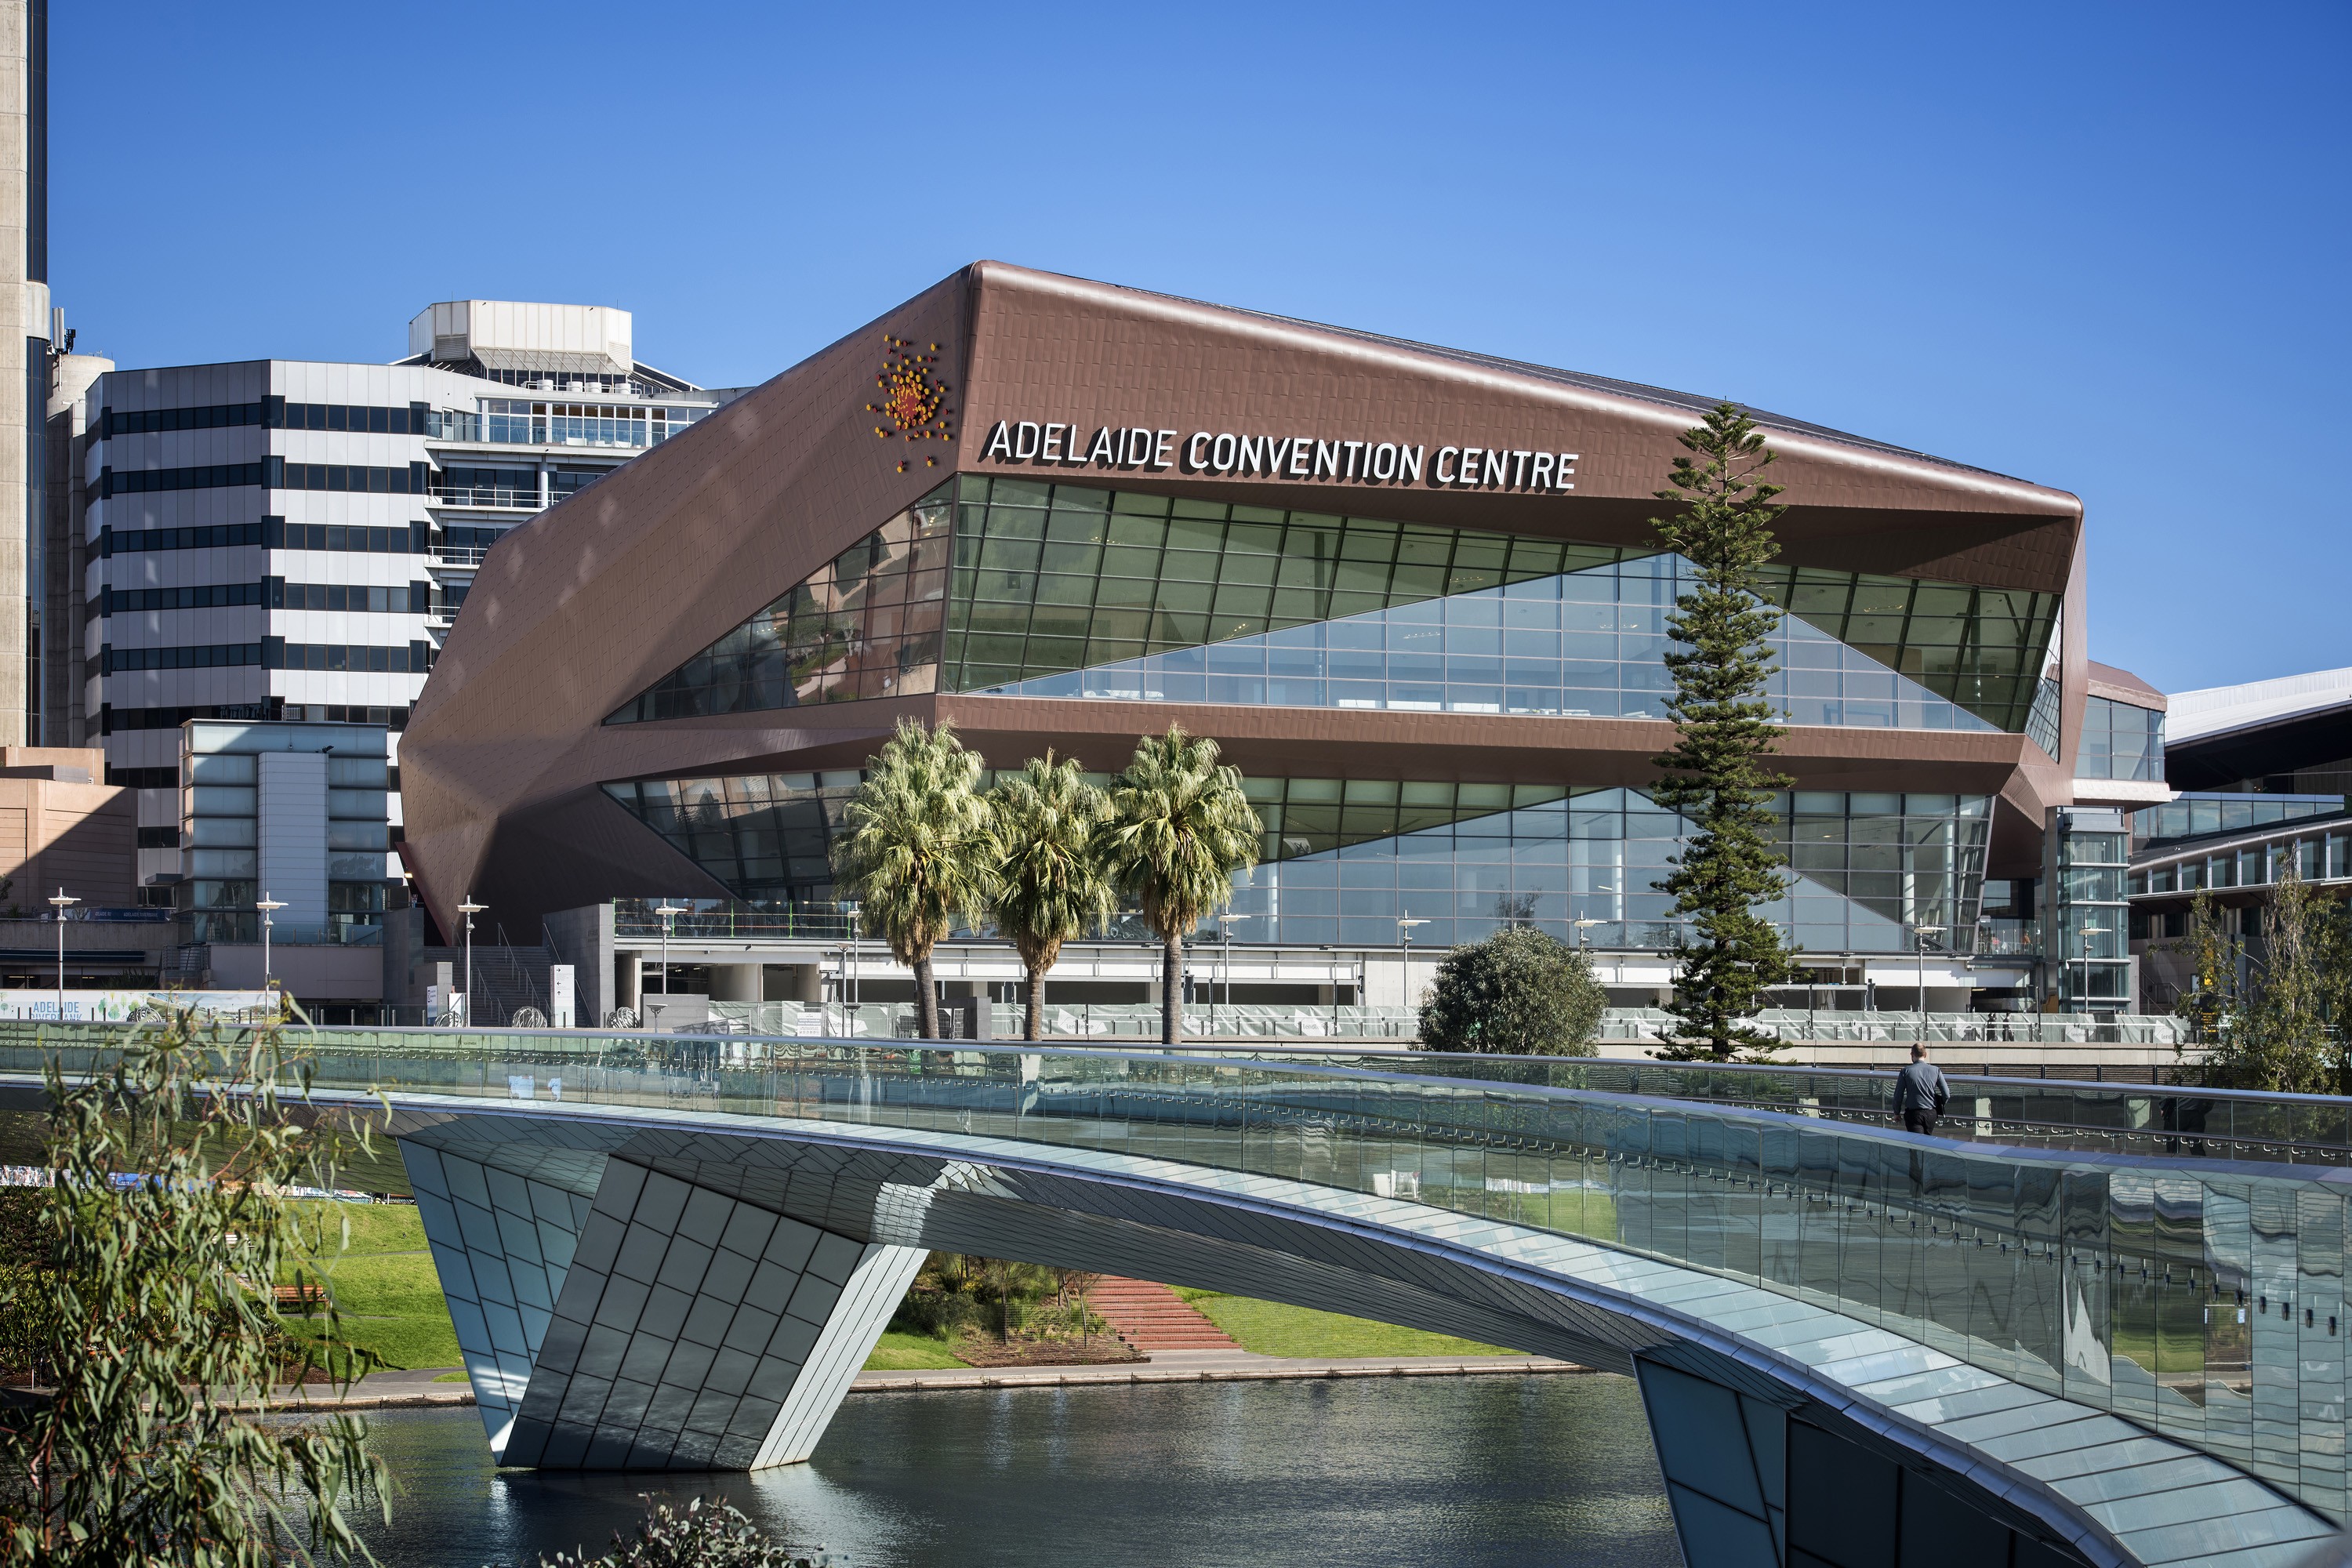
[354,1373,1682,1567]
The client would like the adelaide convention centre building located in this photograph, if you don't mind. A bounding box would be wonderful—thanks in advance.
[397,263,2168,1022]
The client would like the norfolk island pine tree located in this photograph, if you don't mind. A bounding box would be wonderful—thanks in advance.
[1647,404,1799,1062]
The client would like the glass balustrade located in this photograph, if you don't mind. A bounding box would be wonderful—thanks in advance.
[2,1023,2346,1521]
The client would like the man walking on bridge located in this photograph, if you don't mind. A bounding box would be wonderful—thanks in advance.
[1894,1043,1951,1136]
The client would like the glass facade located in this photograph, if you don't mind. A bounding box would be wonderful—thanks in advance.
[993,556,1993,729]
[602,771,866,912]
[2025,677,2062,760]
[608,766,1990,955]
[604,477,2059,732]
[608,485,951,724]
[2048,808,2129,1006]
[945,478,2056,729]
[2076,694,2165,781]
[2132,791,2347,849]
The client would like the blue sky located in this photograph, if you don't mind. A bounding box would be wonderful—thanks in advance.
[56,2,2347,694]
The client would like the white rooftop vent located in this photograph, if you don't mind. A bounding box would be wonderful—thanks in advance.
[407,300,634,379]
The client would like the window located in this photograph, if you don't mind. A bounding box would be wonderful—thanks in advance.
[266,517,428,554]
[100,461,267,497]
[103,581,266,615]
[271,641,430,673]
[435,465,538,506]
[272,400,428,435]
[99,521,266,556]
[136,826,180,849]
[271,459,428,494]
[551,467,616,499]
[273,581,429,613]
[2077,695,2165,782]
[102,641,264,673]
[103,401,266,438]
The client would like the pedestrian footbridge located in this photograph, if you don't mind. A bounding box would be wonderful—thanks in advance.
[5,1026,2347,1568]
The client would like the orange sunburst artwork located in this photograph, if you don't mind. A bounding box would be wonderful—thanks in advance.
[867,336,953,471]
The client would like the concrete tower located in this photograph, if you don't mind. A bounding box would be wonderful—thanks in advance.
[0,0,45,747]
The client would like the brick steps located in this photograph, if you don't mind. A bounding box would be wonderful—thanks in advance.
[1086,1276,1241,1352]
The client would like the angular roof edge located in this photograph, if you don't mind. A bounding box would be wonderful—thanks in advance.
[967,260,2079,514]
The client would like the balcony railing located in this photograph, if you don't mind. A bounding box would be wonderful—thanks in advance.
[426,412,699,450]
[433,546,488,567]
[429,486,541,510]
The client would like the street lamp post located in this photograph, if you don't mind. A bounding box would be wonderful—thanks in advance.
[457,895,486,1026]
[1911,924,1945,1043]
[256,893,286,993]
[1216,913,1244,1035]
[1396,919,1428,1022]
[46,888,76,1018]
[652,902,687,1031]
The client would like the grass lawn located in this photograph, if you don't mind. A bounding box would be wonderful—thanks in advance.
[862,1330,965,1370]
[287,1201,460,1374]
[1176,1289,1521,1359]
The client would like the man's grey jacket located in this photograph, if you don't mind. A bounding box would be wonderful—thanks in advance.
[1893,1061,1951,1115]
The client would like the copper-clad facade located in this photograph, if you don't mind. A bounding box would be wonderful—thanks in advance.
[401,263,2113,985]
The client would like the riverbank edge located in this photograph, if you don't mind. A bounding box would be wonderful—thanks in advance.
[249,1354,1595,1410]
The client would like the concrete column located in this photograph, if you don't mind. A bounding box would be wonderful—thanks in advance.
[616,951,640,1013]
[766,964,819,1004]
[709,963,760,1003]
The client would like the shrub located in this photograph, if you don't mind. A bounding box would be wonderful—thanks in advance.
[1417,927,1607,1054]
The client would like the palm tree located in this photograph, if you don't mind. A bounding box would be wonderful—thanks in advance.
[830,718,996,1041]
[988,753,1116,1042]
[1100,725,1262,1046]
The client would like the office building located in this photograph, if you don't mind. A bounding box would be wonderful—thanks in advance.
[398,263,2176,1021]
[2129,666,2352,1006]
[72,301,739,917]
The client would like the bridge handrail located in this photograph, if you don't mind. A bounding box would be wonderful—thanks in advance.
[0,1016,2344,1517]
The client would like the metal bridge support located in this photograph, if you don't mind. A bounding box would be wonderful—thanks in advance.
[402,1140,923,1470]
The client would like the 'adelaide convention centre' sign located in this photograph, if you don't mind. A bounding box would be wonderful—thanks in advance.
[978,419,1577,492]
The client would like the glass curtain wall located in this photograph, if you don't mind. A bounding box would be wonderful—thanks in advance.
[606,768,1990,954]
[2049,808,2130,1006]
[604,477,2058,733]
[947,478,2056,731]
[608,485,951,724]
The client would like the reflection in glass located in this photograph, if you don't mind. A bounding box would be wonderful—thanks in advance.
[949,477,2057,731]
[607,484,951,724]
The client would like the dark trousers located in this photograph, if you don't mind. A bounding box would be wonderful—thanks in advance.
[1902,1109,1939,1137]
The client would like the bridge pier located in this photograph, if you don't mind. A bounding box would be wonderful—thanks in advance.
[401,1139,923,1470]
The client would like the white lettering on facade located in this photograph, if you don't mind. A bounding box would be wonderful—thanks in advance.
[982,417,1577,491]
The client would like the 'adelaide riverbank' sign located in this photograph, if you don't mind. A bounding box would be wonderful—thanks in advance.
[979,419,1576,492]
